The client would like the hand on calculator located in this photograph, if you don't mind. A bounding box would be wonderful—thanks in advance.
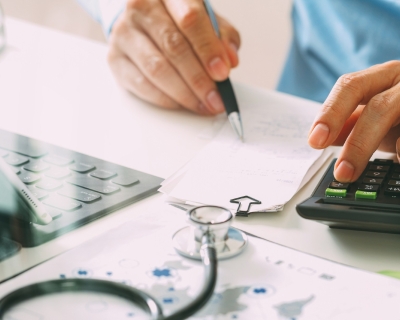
[308,61,400,183]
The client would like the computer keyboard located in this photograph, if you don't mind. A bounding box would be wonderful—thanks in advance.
[0,128,163,247]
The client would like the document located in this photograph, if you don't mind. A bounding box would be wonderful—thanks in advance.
[161,84,331,212]
[2,201,399,319]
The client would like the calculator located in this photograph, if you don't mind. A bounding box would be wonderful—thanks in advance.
[296,158,400,234]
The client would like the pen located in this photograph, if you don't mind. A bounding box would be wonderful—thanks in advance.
[203,0,244,141]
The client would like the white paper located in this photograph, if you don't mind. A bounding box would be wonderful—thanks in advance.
[2,202,400,319]
[167,85,328,211]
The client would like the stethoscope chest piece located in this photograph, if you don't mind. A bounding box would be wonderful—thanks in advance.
[172,205,247,260]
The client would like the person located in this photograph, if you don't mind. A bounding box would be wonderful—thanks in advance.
[77,0,400,183]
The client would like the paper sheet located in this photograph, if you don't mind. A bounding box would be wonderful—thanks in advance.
[2,201,400,319]
[164,85,329,211]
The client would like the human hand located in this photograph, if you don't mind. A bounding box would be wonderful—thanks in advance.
[308,61,400,182]
[107,0,240,115]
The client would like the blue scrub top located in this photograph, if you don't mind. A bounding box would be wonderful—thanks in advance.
[277,0,400,103]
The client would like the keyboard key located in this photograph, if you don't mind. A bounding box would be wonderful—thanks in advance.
[329,181,349,190]
[0,149,8,157]
[369,165,389,172]
[391,173,400,179]
[325,188,346,197]
[27,186,48,200]
[355,190,377,200]
[69,162,95,173]
[66,177,120,194]
[385,186,400,196]
[358,184,379,192]
[90,169,117,180]
[112,175,139,186]
[23,161,50,173]
[43,155,73,166]
[365,171,387,179]
[36,179,63,191]
[43,195,81,211]
[362,178,383,185]
[58,185,101,203]
[388,180,400,186]
[19,171,41,184]
[45,167,71,180]
[373,159,393,164]
[5,154,29,166]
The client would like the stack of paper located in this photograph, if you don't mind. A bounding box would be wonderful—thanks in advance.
[160,84,331,213]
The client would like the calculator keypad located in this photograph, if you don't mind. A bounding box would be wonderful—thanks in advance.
[325,159,400,201]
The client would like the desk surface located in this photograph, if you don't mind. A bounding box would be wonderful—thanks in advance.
[0,18,399,283]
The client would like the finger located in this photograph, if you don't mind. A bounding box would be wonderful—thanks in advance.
[134,2,225,114]
[115,20,210,114]
[331,105,364,146]
[334,82,400,182]
[164,0,231,81]
[108,47,180,109]
[216,14,241,68]
[309,61,400,149]
[397,137,400,162]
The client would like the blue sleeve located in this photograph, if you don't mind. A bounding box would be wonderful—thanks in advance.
[76,0,126,37]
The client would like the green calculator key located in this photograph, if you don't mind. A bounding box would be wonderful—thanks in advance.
[355,190,377,200]
[325,188,346,197]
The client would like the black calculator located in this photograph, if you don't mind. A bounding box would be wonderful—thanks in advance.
[296,158,400,234]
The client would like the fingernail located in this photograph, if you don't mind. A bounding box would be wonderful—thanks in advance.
[229,42,238,55]
[207,90,225,113]
[197,102,208,114]
[209,57,229,80]
[335,160,355,182]
[308,123,330,148]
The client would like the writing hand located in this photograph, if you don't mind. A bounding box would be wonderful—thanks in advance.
[308,61,400,182]
[107,0,240,115]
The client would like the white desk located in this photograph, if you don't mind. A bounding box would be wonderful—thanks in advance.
[0,18,399,283]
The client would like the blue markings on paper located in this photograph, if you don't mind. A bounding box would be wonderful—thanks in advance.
[152,268,172,277]
[163,298,174,304]
[59,274,66,279]
[253,288,267,294]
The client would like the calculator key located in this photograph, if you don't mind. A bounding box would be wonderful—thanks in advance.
[0,149,8,157]
[43,195,81,211]
[45,167,71,180]
[329,181,349,190]
[90,169,117,180]
[27,186,48,200]
[369,165,389,172]
[112,175,139,186]
[69,162,95,173]
[384,186,400,196]
[394,165,400,173]
[43,155,73,166]
[36,179,63,191]
[23,161,50,173]
[388,180,400,186]
[373,159,393,164]
[66,177,120,194]
[365,171,387,178]
[362,178,383,185]
[391,173,400,179]
[325,188,346,197]
[355,190,377,200]
[358,184,379,192]
[5,154,29,166]
[45,207,63,220]
[19,171,41,184]
[58,185,101,203]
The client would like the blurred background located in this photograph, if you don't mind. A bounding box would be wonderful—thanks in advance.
[0,0,292,90]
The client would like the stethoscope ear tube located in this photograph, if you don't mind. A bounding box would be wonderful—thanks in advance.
[0,278,163,320]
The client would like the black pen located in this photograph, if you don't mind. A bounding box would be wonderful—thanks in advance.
[203,0,244,141]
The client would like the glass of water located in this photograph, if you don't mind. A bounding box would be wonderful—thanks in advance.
[0,2,5,53]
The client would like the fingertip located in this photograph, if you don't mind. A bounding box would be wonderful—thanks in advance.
[334,160,355,182]
[208,56,230,81]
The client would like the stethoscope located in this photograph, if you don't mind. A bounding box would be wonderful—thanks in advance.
[0,206,248,320]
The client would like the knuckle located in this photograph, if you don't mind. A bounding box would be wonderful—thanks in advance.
[346,138,369,158]
[178,6,203,31]
[126,0,147,11]
[336,73,365,97]
[143,55,168,78]
[161,28,189,57]
[190,72,211,91]
[369,93,395,118]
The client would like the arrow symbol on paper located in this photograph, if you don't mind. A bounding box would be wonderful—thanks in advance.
[230,196,261,217]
